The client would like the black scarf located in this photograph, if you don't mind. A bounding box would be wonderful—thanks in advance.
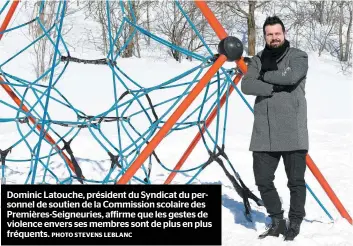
[260,39,290,72]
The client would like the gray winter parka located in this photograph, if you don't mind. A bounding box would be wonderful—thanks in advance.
[241,47,309,152]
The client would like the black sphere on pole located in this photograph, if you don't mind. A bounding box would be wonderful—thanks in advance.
[217,36,243,62]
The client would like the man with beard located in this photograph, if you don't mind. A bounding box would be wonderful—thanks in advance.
[241,16,309,241]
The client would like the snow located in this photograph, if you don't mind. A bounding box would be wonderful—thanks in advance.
[1,2,353,246]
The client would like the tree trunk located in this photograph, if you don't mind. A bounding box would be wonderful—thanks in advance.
[171,3,181,62]
[29,1,57,83]
[146,1,151,46]
[99,5,108,55]
[344,3,352,62]
[124,2,135,58]
[295,25,299,47]
[339,2,344,61]
[188,28,194,61]
[319,1,324,24]
[136,33,141,58]
[247,1,256,56]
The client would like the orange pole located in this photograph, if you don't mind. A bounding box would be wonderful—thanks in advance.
[0,78,82,179]
[0,0,84,180]
[196,0,352,225]
[306,154,352,224]
[194,1,227,40]
[194,1,247,74]
[164,0,251,184]
[116,55,228,184]
[164,73,243,184]
[0,0,20,40]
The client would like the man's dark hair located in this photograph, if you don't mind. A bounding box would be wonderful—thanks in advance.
[263,16,285,35]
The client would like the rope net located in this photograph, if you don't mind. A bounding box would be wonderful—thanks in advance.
[3,0,345,224]
[0,1,252,190]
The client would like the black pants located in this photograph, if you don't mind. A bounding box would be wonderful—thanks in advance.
[253,150,307,221]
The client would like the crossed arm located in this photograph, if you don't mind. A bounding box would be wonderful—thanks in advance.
[240,57,273,97]
[263,51,308,85]
[241,51,308,96]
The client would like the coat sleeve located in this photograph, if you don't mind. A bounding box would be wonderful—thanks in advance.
[240,57,274,96]
[263,50,308,85]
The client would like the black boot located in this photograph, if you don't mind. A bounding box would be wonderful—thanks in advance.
[284,219,302,241]
[258,217,287,239]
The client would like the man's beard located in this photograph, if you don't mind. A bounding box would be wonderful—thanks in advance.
[269,39,284,48]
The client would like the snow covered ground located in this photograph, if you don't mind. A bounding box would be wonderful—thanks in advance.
[1,3,353,246]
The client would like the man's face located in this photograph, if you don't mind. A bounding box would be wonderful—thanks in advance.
[264,24,285,48]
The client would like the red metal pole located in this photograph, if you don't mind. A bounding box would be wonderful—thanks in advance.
[116,55,228,184]
[171,0,353,226]
[0,1,20,40]
[306,154,352,224]
[164,1,249,184]
[164,73,243,184]
[194,1,248,74]
[194,1,227,40]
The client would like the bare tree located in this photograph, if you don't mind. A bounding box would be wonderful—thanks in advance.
[28,1,76,82]
[29,1,59,82]
[311,1,325,24]
[84,1,151,58]
[313,1,338,56]
[339,1,345,60]
[343,2,352,62]
[156,2,184,62]
[38,0,349,73]
[223,1,269,55]
[143,1,159,46]
[155,1,208,62]
[278,1,338,56]
[123,1,137,58]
